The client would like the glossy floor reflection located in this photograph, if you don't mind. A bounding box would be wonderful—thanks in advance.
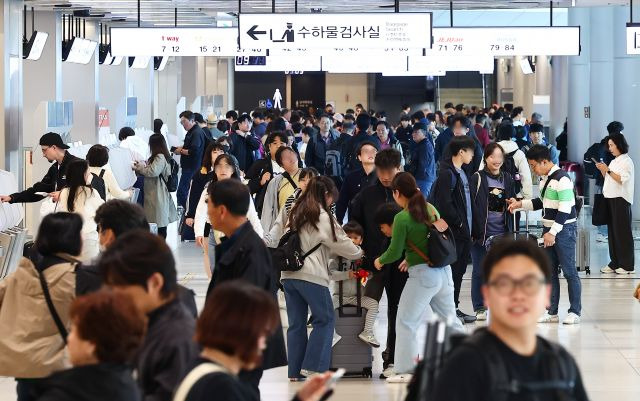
[0,223,639,401]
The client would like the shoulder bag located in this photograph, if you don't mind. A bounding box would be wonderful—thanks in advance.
[407,205,457,268]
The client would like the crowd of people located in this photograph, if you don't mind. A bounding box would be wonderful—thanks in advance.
[0,100,638,401]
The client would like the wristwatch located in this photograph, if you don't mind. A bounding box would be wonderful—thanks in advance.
[607,170,612,175]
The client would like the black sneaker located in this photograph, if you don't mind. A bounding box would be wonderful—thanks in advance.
[456,309,477,323]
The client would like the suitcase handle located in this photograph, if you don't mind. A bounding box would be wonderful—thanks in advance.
[338,259,363,318]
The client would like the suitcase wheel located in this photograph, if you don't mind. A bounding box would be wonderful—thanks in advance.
[586,267,591,275]
[362,367,372,378]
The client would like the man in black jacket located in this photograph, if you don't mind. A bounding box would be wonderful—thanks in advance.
[100,230,199,401]
[349,148,406,375]
[230,113,261,172]
[431,135,477,323]
[304,114,340,174]
[1,132,79,204]
[335,140,378,223]
[205,179,287,397]
[175,110,206,209]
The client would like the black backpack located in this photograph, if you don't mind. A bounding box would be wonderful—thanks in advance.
[271,230,321,272]
[406,327,578,401]
[501,150,522,195]
[90,169,106,201]
[161,158,180,192]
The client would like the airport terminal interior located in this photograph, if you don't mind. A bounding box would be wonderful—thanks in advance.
[1,0,640,401]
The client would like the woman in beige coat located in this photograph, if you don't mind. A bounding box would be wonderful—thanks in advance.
[0,212,83,401]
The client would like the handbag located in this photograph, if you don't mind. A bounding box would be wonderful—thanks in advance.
[592,193,608,226]
[407,212,458,268]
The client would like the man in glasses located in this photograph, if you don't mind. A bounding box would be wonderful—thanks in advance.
[432,239,588,401]
[1,132,79,204]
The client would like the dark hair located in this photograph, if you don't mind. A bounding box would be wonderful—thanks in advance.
[213,154,240,181]
[153,119,163,135]
[94,200,149,238]
[118,127,135,141]
[391,172,431,225]
[302,126,315,137]
[483,142,505,165]
[100,230,177,298]
[375,148,402,169]
[504,103,514,113]
[435,110,444,122]
[291,122,304,134]
[452,115,470,128]
[253,111,265,120]
[497,123,516,141]
[426,113,436,123]
[36,212,83,256]
[272,117,287,133]
[217,119,231,133]
[529,123,544,133]
[86,144,109,167]
[147,133,172,165]
[448,135,476,157]
[444,102,454,109]
[344,113,355,122]
[299,167,319,181]
[402,104,410,111]
[455,104,464,112]
[238,113,252,125]
[475,113,487,125]
[65,159,91,212]
[288,176,339,241]
[411,111,425,123]
[179,110,194,121]
[275,146,297,167]
[194,113,206,124]
[492,110,504,121]
[343,220,364,237]
[356,140,379,156]
[202,141,225,171]
[355,103,364,109]
[196,281,279,365]
[207,179,249,216]
[400,115,412,122]
[266,131,288,148]
[606,121,624,135]
[607,132,629,154]
[511,106,524,118]
[226,110,238,121]
[70,290,146,364]
[376,120,389,130]
[374,202,402,226]
[482,239,552,284]
[345,109,355,115]
[525,144,552,162]
[356,113,371,131]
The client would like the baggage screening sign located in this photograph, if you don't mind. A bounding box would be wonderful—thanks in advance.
[238,13,432,51]
[627,24,640,55]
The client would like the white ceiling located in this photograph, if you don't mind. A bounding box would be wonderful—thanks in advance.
[24,0,632,26]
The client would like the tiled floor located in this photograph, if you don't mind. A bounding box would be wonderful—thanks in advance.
[1,224,639,401]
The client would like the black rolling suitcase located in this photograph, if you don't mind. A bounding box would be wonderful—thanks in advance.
[330,260,373,378]
[485,210,539,250]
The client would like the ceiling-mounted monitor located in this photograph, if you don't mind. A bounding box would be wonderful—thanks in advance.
[62,37,97,64]
[23,31,48,61]
[520,57,535,75]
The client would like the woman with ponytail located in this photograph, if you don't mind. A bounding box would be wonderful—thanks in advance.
[374,172,462,382]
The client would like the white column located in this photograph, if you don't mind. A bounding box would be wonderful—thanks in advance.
[550,56,568,140]
[128,64,154,130]
[588,6,615,144]
[99,61,127,131]
[567,7,591,163]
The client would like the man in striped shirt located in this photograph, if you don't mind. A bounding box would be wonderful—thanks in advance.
[507,145,582,325]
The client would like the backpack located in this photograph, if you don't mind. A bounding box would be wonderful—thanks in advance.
[271,229,321,272]
[325,149,342,178]
[90,169,106,201]
[161,157,180,192]
[501,149,522,195]
[405,327,578,401]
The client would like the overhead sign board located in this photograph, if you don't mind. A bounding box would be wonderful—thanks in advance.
[430,27,580,56]
[627,24,640,55]
[111,28,264,57]
[238,13,432,51]
[234,55,322,72]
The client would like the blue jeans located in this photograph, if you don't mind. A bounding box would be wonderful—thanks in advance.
[546,222,582,316]
[394,265,463,374]
[470,243,487,311]
[597,224,608,236]
[416,179,435,200]
[177,167,195,208]
[283,279,335,378]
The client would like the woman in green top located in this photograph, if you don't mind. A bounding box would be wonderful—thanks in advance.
[374,172,463,380]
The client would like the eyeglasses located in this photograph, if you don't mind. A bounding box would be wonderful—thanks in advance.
[487,275,546,296]
[41,146,51,154]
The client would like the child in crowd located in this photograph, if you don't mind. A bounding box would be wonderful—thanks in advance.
[330,221,381,348]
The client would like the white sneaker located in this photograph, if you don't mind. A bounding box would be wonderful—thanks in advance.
[332,333,342,347]
[382,365,395,378]
[596,234,608,243]
[386,374,413,383]
[600,265,616,274]
[358,331,380,348]
[300,369,319,378]
[615,268,635,275]
[537,313,560,323]
[562,312,581,325]
[475,310,487,321]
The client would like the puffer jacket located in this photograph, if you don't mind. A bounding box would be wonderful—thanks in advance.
[277,209,362,287]
[0,257,77,378]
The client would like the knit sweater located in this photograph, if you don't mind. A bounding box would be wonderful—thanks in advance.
[378,203,440,268]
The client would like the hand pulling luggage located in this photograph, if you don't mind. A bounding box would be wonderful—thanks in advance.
[330,259,373,378]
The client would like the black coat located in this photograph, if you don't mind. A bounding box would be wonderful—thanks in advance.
[181,125,206,170]
[35,363,140,401]
[10,151,81,203]
[304,130,340,174]
[431,160,471,241]
[245,158,274,216]
[207,222,287,371]
[186,171,214,219]
[230,132,261,172]
[136,298,199,401]
[335,167,376,222]
[469,170,516,245]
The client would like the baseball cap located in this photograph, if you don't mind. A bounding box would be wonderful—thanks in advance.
[39,132,69,149]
